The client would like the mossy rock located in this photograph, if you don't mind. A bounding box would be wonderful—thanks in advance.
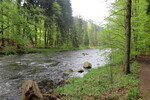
[83,61,92,69]
[76,68,84,73]
[65,69,73,72]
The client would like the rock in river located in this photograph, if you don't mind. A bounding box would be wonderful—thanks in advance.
[83,61,92,69]
[65,69,73,72]
[76,68,84,73]
[82,53,88,56]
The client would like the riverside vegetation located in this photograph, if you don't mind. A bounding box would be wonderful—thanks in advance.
[54,61,140,100]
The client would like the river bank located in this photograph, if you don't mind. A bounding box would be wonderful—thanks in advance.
[0,46,99,55]
[54,62,141,100]
[0,47,77,55]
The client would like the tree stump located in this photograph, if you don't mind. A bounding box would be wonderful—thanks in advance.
[21,80,44,100]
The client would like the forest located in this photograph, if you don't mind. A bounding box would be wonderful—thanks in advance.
[0,0,150,100]
[0,0,100,55]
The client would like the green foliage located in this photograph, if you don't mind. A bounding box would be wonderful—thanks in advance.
[62,41,73,49]
[99,0,150,74]
[2,46,17,55]
[52,1,62,16]
[0,0,100,53]
[73,16,100,48]
[127,88,140,100]
[54,62,140,99]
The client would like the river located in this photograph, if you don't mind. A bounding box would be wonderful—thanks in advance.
[0,49,109,100]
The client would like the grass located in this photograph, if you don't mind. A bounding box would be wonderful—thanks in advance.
[0,47,73,55]
[29,46,99,53]
[27,48,67,53]
[54,62,140,100]
[0,46,98,55]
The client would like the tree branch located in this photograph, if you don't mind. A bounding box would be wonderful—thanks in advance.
[0,23,23,34]
[98,8,125,25]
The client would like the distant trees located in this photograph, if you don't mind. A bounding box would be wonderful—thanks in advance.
[0,0,100,52]
[73,16,100,47]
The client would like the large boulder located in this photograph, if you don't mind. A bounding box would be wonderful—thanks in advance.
[76,68,84,73]
[83,61,92,69]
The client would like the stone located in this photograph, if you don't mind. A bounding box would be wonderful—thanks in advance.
[65,69,73,72]
[82,53,88,56]
[83,61,92,69]
[77,68,84,73]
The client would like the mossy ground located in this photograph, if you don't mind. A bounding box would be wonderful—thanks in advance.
[54,62,141,100]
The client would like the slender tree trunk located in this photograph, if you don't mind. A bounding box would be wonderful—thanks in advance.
[134,0,139,58]
[124,0,132,74]
[47,29,50,47]
[1,4,5,47]
[39,28,42,44]
[44,29,47,48]
[1,24,5,47]
[12,26,15,46]
[34,26,37,47]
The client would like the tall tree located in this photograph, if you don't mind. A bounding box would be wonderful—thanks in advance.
[124,0,132,74]
[0,0,4,47]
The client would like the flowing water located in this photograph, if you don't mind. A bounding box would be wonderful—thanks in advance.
[0,49,109,100]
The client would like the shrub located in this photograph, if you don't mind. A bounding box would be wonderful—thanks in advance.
[3,46,17,55]
[127,88,140,100]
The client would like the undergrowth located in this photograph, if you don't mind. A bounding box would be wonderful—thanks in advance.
[0,46,97,55]
[54,62,140,100]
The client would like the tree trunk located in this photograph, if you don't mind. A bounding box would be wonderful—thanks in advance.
[1,25,5,47]
[124,0,132,74]
[1,4,5,47]
[39,28,42,44]
[21,80,44,100]
[133,0,139,58]
[34,26,37,47]
[44,29,47,48]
